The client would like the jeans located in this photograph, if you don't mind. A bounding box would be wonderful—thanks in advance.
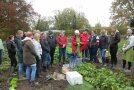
[42,52,51,69]
[18,63,24,77]
[26,64,36,81]
[59,48,66,63]
[89,47,98,63]
[100,48,106,64]
[0,49,3,65]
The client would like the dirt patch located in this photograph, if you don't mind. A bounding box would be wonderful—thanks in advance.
[17,65,69,90]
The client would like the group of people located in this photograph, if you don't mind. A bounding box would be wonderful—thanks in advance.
[0,25,134,86]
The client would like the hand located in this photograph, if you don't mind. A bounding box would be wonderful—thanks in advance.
[80,42,83,44]
[63,44,66,48]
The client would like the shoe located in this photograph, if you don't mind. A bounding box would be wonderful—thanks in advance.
[30,81,39,87]
[124,69,131,73]
[19,76,26,81]
[11,72,17,76]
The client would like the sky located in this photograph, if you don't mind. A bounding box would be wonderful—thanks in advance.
[27,0,113,27]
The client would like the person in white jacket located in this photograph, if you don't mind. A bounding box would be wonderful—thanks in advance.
[32,33,42,77]
[122,29,134,73]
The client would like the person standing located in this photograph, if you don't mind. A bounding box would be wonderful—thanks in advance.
[14,30,26,80]
[88,30,99,63]
[22,32,38,86]
[32,33,42,77]
[40,33,51,71]
[47,31,57,67]
[0,38,4,65]
[6,35,17,75]
[72,30,81,56]
[109,26,120,68]
[80,29,90,59]
[122,29,134,73]
[99,30,108,65]
[57,31,68,65]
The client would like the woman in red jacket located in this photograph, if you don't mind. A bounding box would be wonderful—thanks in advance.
[57,31,68,65]
[80,29,90,58]
[72,30,81,57]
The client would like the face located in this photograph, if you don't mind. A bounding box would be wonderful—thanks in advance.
[83,31,87,34]
[20,33,24,37]
[91,31,95,36]
[75,33,79,36]
[61,32,65,36]
[11,36,14,41]
[111,27,116,33]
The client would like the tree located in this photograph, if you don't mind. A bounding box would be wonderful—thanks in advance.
[110,0,134,26]
[32,16,50,31]
[54,8,89,30]
[0,0,36,39]
[94,22,102,34]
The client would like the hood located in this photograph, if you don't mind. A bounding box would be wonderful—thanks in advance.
[22,37,32,42]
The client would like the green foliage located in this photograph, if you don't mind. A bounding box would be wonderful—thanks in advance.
[75,63,134,90]
[54,8,90,30]
[9,77,18,90]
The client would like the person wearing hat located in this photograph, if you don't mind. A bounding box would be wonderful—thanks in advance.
[80,29,90,59]
[72,30,81,57]
[122,29,134,73]
[57,31,68,65]
[47,31,57,67]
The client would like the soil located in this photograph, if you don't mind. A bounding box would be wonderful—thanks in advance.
[0,54,134,90]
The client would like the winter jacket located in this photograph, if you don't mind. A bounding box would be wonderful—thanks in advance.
[71,35,80,52]
[14,36,23,52]
[6,40,16,56]
[89,35,99,48]
[32,39,42,58]
[99,35,108,49]
[22,37,37,65]
[110,32,120,47]
[47,36,57,49]
[40,38,50,54]
[80,33,90,51]
[57,35,68,48]
[0,39,4,50]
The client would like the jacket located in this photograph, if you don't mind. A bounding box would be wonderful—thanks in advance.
[57,35,68,48]
[80,33,90,51]
[47,36,57,49]
[6,40,16,56]
[14,36,23,52]
[89,35,99,48]
[22,37,37,65]
[40,38,50,53]
[71,35,80,52]
[99,35,108,49]
[110,32,120,47]
[0,39,4,50]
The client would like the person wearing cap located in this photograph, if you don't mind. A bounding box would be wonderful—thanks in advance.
[109,26,120,69]
[122,29,134,73]
[47,31,57,67]
[72,30,81,56]
[57,31,68,65]
[88,30,99,63]
[80,29,90,59]
[22,31,38,86]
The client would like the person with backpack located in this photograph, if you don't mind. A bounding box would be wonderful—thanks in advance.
[109,26,120,69]
[6,35,17,75]
[99,30,108,66]
[88,30,99,63]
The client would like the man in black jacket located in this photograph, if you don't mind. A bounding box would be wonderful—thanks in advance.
[109,26,120,68]
[47,31,57,67]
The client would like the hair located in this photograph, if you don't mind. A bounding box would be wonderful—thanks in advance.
[8,35,14,40]
[16,30,23,35]
[34,33,40,42]
[25,31,33,37]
